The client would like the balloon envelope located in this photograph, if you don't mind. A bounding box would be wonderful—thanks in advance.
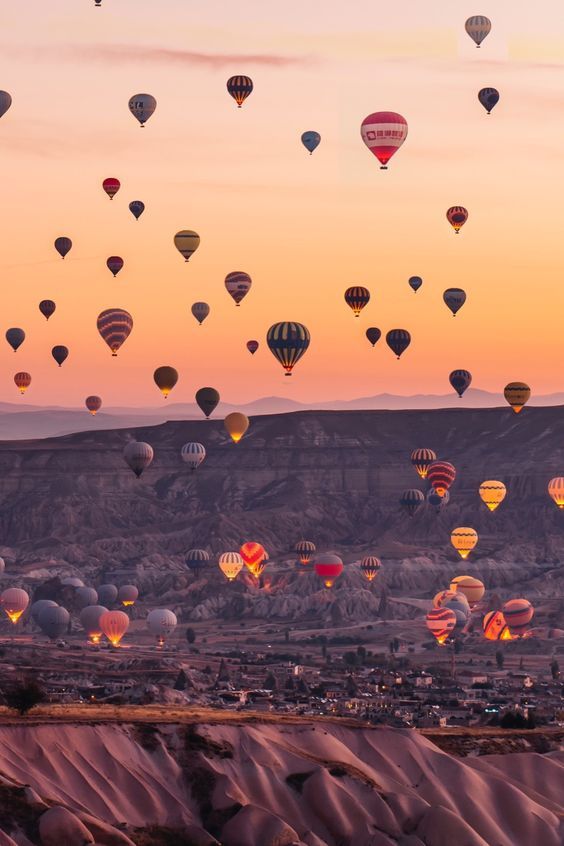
[411,448,436,480]
[97,309,133,356]
[399,489,425,517]
[443,288,467,316]
[123,441,154,477]
[107,256,124,277]
[181,442,206,471]
[361,111,408,168]
[427,460,456,497]
[195,387,220,418]
[504,382,530,414]
[301,131,321,154]
[80,605,109,643]
[38,605,70,640]
[225,271,252,305]
[0,91,12,119]
[219,552,244,580]
[295,540,316,565]
[14,372,31,395]
[227,75,253,107]
[129,200,145,220]
[147,609,177,639]
[128,93,157,126]
[478,87,499,113]
[1,588,29,624]
[6,328,25,352]
[118,584,138,606]
[548,477,564,509]
[479,480,506,511]
[39,300,56,321]
[450,527,478,559]
[386,329,411,359]
[408,276,422,292]
[154,366,178,398]
[75,586,98,610]
[224,412,249,443]
[191,302,210,324]
[85,395,102,415]
[313,553,344,588]
[344,286,370,316]
[103,177,120,199]
[446,206,468,233]
[465,15,491,46]
[426,607,456,644]
[267,322,310,375]
[99,610,129,645]
[365,328,381,347]
[247,340,259,355]
[55,237,72,259]
[51,345,69,367]
[174,230,200,262]
[449,369,472,397]
[97,584,118,605]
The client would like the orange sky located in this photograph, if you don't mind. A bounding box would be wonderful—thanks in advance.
[0,1,563,407]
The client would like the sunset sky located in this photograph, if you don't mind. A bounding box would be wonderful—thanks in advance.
[0,1,563,407]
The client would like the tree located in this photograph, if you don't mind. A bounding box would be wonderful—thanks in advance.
[495,650,504,670]
[185,628,196,645]
[550,659,560,680]
[519,656,525,671]
[343,651,358,668]
[284,629,290,643]
[4,680,47,715]
[263,672,277,691]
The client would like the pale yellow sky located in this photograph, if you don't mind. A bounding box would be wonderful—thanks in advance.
[0,1,562,406]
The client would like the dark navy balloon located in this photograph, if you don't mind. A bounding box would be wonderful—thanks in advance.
[52,345,69,367]
[399,489,425,517]
[301,131,321,155]
[6,328,25,352]
[386,329,411,359]
[408,276,422,293]
[365,328,381,347]
[478,88,499,114]
[449,369,472,398]
[129,201,145,220]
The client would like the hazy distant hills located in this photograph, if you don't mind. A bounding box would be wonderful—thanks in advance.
[2,387,564,440]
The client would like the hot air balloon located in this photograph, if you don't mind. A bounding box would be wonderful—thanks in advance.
[181,442,206,471]
[39,300,56,321]
[85,395,102,415]
[0,91,12,119]
[386,329,411,359]
[191,302,210,325]
[107,256,124,277]
[97,308,133,356]
[240,542,266,577]
[14,372,31,395]
[465,15,491,47]
[360,556,381,583]
[227,75,253,107]
[360,111,408,169]
[247,340,259,355]
[443,593,471,619]
[99,610,129,645]
[94,0,102,6]
[295,540,316,565]
[427,460,456,497]
[154,366,178,398]
[196,387,220,418]
[443,288,467,317]
[411,448,437,480]
[224,412,249,443]
[449,369,472,397]
[450,575,485,607]
[451,527,478,559]
[61,577,84,588]
[548,477,564,509]
[433,589,457,608]
[38,605,70,640]
[1,588,29,624]
[301,131,321,154]
[31,599,58,624]
[147,609,177,644]
[118,584,138,607]
[267,322,310,375]
[186,548,210,573]
[225,271,252,306]
[6,328,25,352]
[479,480,506,512]
[502,598,534,637]
[123,441,154,477]
[400,489,425,517]
[54,237,72,259]
[408,276,422,293]
[80,605,108,644]
[129,200,145,220]
[446,207,468,233]
[504,382,530,414]
[426,607,456,645]
[51,345,68,367]
[478,87,499,114]
[128,93,157,127]
[365,328,381,347]
[483,610,512,641]
[75,587,98,610]
[219,552,244,581]
[427,489,450,512]
[97,584,118,606]
[103,177,120,200]
[314,553,343,588]
[344,286,370,317]
[174,230,200,262]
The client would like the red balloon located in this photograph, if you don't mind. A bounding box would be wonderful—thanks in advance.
[107,256,124,277]
[361,112,408,169]
[247,340,259,355]
[103,178,120,200]
[314,554,343,589]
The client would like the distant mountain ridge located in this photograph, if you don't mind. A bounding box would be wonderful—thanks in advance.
[0,388,563,440]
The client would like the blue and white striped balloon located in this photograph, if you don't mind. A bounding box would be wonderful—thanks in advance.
[181,442,206,471]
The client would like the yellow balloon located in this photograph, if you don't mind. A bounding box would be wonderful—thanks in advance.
[479,480,506,512]
[450,527,478,559]
[548,477,564,509]
[224,412,249,444]
[174,230,200,262]
[504,381,530,414]
[450,575,485,606]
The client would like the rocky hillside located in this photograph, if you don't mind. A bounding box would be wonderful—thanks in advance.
[0,718,562,846]
[1,407,563,617]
